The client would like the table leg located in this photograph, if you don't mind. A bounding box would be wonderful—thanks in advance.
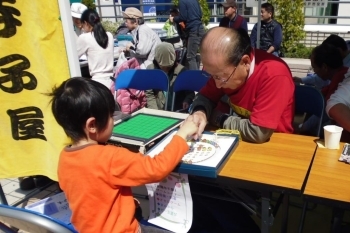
[261,192,272,233]
[281,194,289,233]
[331,207,344,233]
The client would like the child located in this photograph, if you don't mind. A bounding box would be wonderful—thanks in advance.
[49,77,198,233]
[77,9,114,89]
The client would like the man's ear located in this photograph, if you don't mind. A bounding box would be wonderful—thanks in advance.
[85,117,97,134]
[240,54,252,72]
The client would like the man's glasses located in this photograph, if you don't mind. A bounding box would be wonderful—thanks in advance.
[202,66,237,84]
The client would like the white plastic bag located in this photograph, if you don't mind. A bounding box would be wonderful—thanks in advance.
[115,52,127,71]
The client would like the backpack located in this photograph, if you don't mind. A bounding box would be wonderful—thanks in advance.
[111,57,147,114]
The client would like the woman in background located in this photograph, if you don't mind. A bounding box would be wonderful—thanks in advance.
[77,9,114,88]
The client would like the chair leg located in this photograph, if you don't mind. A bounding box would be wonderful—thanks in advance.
[0,185,8,205]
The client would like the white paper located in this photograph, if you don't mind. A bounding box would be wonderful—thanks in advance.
[145,173,192,233]
[25,192,72,225]
[148,131,237,167]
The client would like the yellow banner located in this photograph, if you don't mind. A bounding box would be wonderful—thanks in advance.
[0,0,70,181]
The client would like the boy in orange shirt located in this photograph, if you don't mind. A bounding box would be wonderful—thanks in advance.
[49,77,198,233]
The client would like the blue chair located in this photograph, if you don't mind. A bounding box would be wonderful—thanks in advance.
[171,70,210,111]
[115,69,170,110]
[0,204,77,233]
[294,84,325,137]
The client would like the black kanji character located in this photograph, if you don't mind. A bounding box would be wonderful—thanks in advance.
[7,106,46,141]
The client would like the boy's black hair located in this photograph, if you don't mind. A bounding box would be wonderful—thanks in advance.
[322,34,348,52]
[49,77,115,142]
[312,43,343,69]
[261,3,275,18]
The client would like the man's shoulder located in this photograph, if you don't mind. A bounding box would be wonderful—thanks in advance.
[254,50,291,73]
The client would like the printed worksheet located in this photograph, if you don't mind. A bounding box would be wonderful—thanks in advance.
[145,173,192,233]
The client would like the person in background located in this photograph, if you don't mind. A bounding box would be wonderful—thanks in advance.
[219,0,248,32]
[326,75,350,141]
[173,0,205,70]
[185,27,294,143]
[323,34,350,67]
[146,42,194,111]
[163,7,183,49]
[250,3,282,56]
[50,77,198,233]
[294,34,350,89]
[122,7,161,69]
[77,9,114,88]
[70,3,87,39]
[299,44,350,136]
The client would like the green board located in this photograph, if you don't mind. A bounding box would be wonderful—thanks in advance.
[112,113,183,143]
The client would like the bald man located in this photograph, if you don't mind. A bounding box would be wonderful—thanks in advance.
[187,27,295,143]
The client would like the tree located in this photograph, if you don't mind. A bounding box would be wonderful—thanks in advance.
[82,0,96,10]
[268,0,305,53]
[172,0,210,26]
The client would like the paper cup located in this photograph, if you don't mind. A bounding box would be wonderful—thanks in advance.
[323,125,343,149]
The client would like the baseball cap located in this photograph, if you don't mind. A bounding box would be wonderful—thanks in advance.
[222,0,237,8]
[122,7,143,19]
[71,3,87,19]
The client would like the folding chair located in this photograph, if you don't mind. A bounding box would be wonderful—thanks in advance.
[171,70,209,111]
[0,204,77,233]
[294,84,325,137]
[294,85,325,232]
[115,69,170,110]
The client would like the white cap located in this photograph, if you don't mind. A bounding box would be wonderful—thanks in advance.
[71,3,87,19]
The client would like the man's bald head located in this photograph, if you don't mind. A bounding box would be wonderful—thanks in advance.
[200,27,251,66]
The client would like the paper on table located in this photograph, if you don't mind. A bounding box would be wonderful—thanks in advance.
[145,173,192,233]
[25,192,72,225]
[316,139,326,148]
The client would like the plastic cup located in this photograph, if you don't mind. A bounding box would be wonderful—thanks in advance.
[323,125,343,149]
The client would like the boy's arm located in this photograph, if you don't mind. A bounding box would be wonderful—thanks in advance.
[108,135,189,186]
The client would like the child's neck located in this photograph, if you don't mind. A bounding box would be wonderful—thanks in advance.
[71,139,98,148]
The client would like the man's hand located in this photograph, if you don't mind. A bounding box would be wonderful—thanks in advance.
[186,111,207,140]
[123,42,134,52]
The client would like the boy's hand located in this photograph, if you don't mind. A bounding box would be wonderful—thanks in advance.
[176,116,198,140]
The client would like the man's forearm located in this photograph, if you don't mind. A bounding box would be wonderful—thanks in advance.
[190,94,216,118]
[223,116,274,143]
[329,103,350,132]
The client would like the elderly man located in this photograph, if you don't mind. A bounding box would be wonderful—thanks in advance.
[122,7,161,69]
[71,3,87,39]
[219,0,248,32]
[187,27,294,143]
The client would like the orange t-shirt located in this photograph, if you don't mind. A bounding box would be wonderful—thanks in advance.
[58,135,188,233]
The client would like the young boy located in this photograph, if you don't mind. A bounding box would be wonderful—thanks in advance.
[50,77,198,233]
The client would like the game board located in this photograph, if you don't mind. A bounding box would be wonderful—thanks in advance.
[112,113,183,143]
[147,130,239,178]
[182,139,220,164]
